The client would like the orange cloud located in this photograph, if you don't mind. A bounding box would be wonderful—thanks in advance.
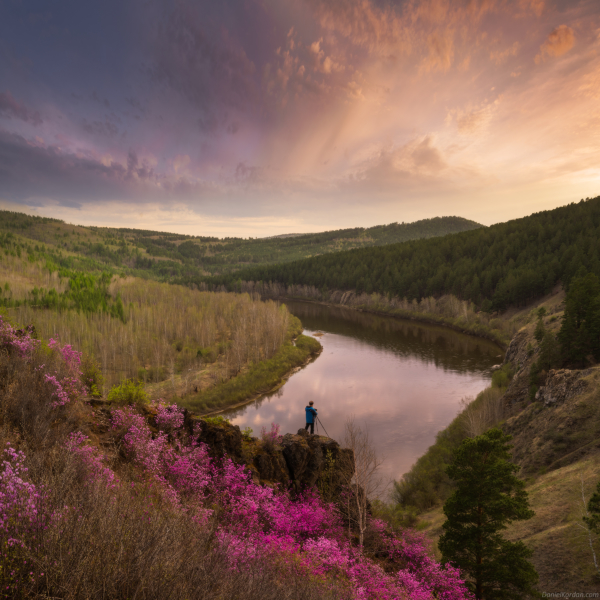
[421,30,455,72]
[519,0,545,18]
[447,99,500,135]
[535,25,575,63]
[305,0,411,55]
[490,41,520,65]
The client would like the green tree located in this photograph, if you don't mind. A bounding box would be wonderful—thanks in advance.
[439,428,539,599]
[584,480,600,534]
[558,270,600,366]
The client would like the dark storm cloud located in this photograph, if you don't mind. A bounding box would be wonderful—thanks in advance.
[0,92,42,125]
[81,119,119,138]
[0,129,127,202]
[0,129,213,205]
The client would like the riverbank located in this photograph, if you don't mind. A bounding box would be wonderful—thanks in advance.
[278,295,509,350]
[177,332,322,416]
[394,297,600,592]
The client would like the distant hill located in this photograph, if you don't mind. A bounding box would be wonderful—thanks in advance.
[206,196,600,312]
[0,211,482,280]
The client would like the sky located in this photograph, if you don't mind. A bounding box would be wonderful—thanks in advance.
[0,0,599,237]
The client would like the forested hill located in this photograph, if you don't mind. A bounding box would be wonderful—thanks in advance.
[206,197,600,312]
[0,211,480,278]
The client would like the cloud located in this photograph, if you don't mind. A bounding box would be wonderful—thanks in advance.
[448,99,500,134]
[148,1,258,119]
[347,136,449,190]
[304,0,411,55]
[263,32,345,107]
[519,0,545,18]
[0,91,42,125]
[0,128,213,204]
[490,41,520,65]
[535,25,575,63]
[421,30,455,72]
[81,119,119,138]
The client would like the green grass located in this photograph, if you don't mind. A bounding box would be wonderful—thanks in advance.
[179,333,321,414]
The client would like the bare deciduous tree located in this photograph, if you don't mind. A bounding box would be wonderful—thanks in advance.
[342,416,387,547]
[460,388,504,438]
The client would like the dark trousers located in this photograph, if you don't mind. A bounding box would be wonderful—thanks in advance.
[305,422,314,434]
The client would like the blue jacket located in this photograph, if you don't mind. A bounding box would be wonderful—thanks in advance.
[305,406,317,423]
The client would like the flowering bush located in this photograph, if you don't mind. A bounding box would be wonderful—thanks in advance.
[109,408,472,599]
[0,444,45,545]
[0,317,39,359]
[0,316,472,599]
[65,432,117,486]
[154,401,185,432]
[0,444,50,595]
[44,339,86,407]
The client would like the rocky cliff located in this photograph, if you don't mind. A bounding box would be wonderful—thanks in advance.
[190,414,354,492]
[500,316,600,476]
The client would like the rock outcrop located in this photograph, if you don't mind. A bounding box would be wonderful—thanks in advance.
[534,369,590,406]
[191,414,244,461]
[191,416,354,491]
[281,429,354,493]
[499,317,600,475]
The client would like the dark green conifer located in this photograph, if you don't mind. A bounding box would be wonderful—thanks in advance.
[584,480,600,534]
[558,271,600,366]
[439,428,539,599]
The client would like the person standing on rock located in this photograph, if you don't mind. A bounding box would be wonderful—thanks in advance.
[305,401,317,434]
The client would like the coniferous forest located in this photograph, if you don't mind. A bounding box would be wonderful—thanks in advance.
[207,197,600,312]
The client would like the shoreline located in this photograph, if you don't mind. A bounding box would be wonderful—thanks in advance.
[277,295,509,351]
[198,295,506,420]
[198,343,323,417]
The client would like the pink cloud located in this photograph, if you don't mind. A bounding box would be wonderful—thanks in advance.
[0,91,42,126]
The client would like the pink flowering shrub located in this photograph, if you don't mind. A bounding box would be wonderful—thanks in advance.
[44,339,86,407]
[0,317,39,359]
[154,401,185,432]
[0,444,45,546]
[0,444,50,595]
[0,316,472,599]
[65,432,117,486]
[109,408,472,599]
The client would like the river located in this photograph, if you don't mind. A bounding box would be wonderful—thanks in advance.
[224,300,502,484]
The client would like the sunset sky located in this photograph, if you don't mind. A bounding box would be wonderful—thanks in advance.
[1,0,599,237]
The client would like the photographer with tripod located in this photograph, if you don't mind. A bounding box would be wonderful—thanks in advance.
[304,401,317,435]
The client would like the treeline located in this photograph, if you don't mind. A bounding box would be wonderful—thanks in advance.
[0,209,481,279]
[206,197,600,312]
[137,216,481,276]
[223,280,517,345]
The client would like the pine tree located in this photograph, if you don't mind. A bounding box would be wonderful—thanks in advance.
[439,428,539,599]
[584,480,600,534]
[558,271,600,366]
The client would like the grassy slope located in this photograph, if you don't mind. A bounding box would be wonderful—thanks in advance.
[419,453,600,593]
[1,224,318,413]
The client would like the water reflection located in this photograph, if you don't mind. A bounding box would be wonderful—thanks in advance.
[224,300,502,484]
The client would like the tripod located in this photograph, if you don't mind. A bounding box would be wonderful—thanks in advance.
[316,416,331,438]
